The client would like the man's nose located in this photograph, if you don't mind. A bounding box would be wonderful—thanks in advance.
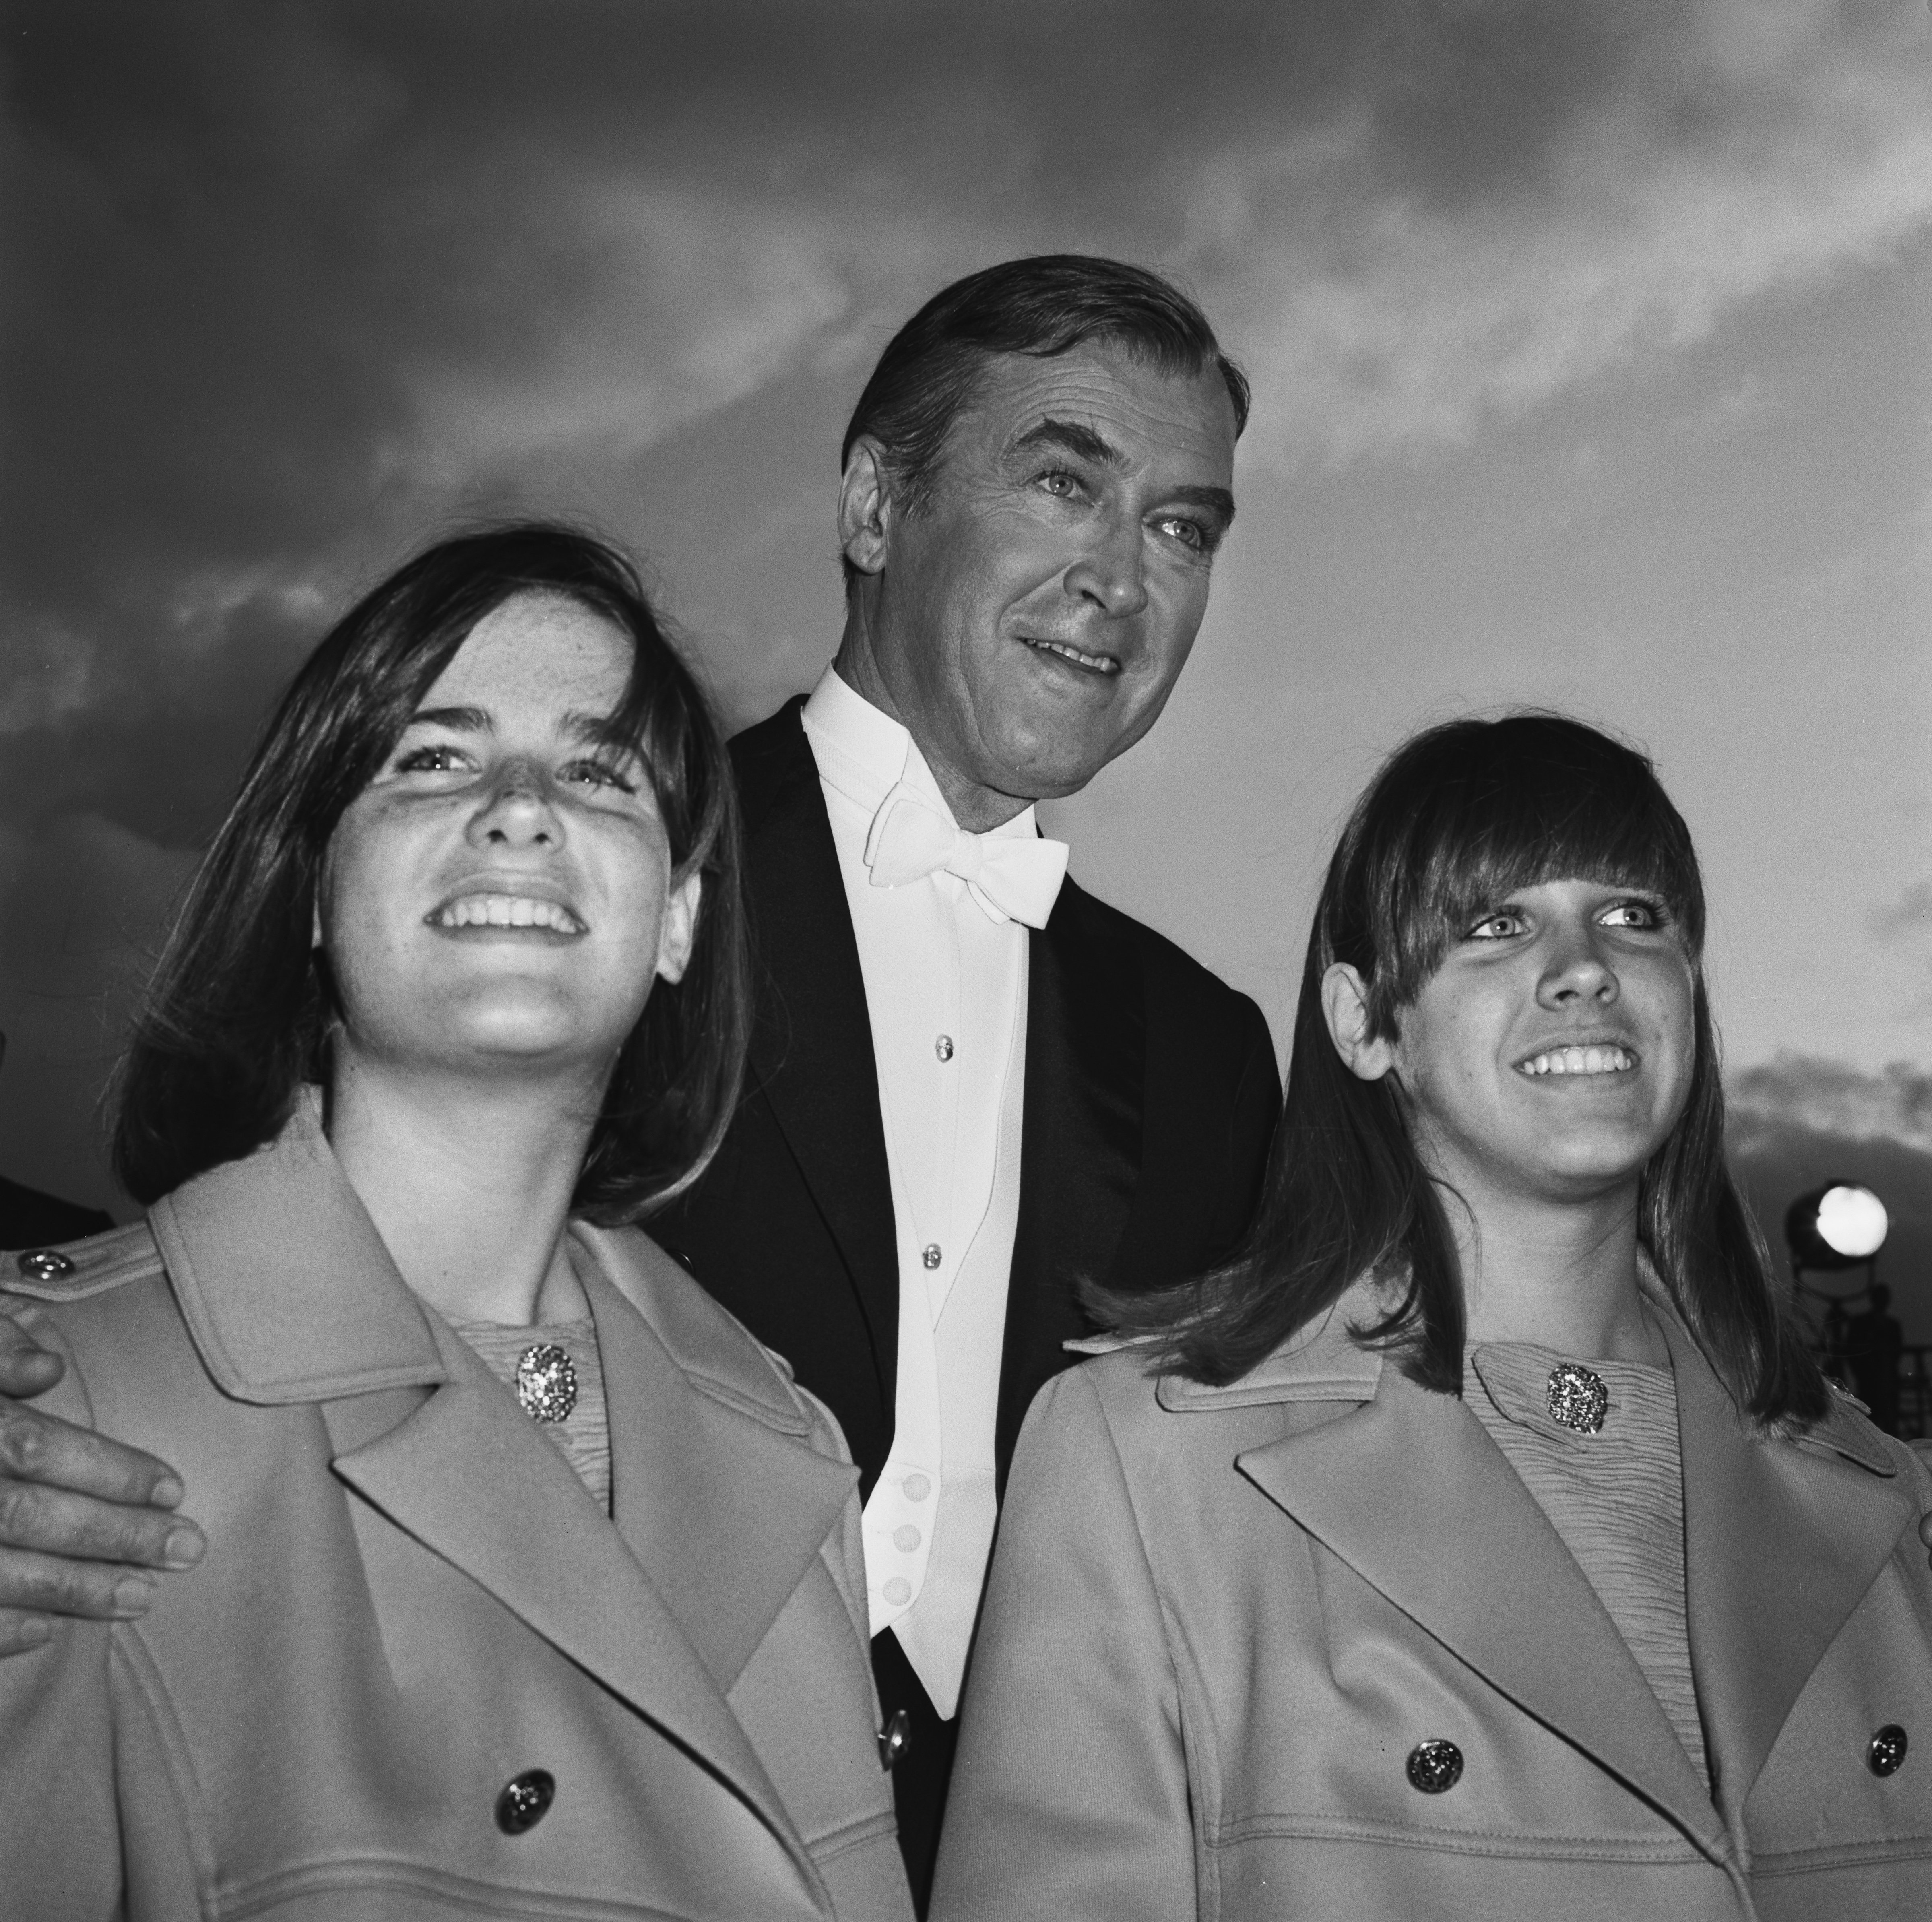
[1537,927,1618,1008]
[1064,518,1148,619]
[467,762,561,848]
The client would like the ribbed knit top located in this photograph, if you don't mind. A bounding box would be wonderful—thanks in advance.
[1465,1340,1708,1787]
[450,1316,612,1512]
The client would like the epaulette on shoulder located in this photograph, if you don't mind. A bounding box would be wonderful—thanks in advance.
[2,1221,162,1303]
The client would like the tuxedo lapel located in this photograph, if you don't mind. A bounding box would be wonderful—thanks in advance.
[735,701,899,1398]
[1663,1313,1914,1825]
[997,877,1146,1478]
[582,1245,858,1692]
[1237,1363,1728,1854]
[327,1320,820,1884]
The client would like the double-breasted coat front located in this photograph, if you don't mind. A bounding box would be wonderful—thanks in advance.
[933,1284,1932,1921]
[0,1104,913,1922]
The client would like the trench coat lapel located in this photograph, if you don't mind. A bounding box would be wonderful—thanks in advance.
[1236,1360,1728,1853]
[734,701,899,1397]
[327,1317,821,1883]
[1663,1311,1914,1824]
[581,1232,859,1692]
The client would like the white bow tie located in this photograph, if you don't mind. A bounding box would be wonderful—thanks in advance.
[863,780,1069,928]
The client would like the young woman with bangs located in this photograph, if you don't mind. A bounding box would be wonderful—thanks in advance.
[934,714,1932,1922]
[0,525,913,1921]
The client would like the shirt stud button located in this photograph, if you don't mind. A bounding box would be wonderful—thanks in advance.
[894,1524,921,1552]
[882,1576,912,1606]
[934,1034,954,1062]
[1406,1739,1464,1793]
[1868,1725,1908,1776]
[17,1249,74,1281]
[879,1709,912,1771]
[922,1244,942,1270]
[495,1769,556,1834]
[902,1472,932,1501]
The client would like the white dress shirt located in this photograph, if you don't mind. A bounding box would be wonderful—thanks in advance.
[799,665,1066,1718]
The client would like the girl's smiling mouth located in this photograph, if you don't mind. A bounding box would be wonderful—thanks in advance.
[1516,1043,1637,1078]
[429,891,588,935]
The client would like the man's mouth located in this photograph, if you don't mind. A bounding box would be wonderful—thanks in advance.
[430,892,587,935]
[1021,636,1121,676]
[1516,1045,1637,1078]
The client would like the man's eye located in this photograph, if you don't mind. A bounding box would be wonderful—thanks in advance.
[1157,514,1209,552]
[1036,469,1082,500]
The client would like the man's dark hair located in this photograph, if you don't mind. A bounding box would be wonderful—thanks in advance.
[1099,712,1829,1431]
[113,522,749,1225]
[839,254,1250,587]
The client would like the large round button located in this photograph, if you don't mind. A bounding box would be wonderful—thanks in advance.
[1868,1726,1908,1777]
[495,1769,556,1834]
[17,1249,74,1282]
[1406,1739,1464,1794]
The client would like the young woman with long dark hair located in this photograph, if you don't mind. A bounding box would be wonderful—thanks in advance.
[934,714,1932,1921]
[0,524,912,1921]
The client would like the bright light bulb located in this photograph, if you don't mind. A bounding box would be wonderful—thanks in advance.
[1816,1185,1887,1260]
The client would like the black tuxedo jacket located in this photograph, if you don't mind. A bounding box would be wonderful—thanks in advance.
[654,700,1280,1495]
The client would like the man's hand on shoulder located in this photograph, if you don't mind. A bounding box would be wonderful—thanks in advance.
[0,1314,204,1654]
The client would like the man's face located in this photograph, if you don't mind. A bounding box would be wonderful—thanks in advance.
[854,340,1238,821]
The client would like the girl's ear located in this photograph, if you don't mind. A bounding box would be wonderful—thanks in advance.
[1321,963,1398,1082]
[655,870,703,985]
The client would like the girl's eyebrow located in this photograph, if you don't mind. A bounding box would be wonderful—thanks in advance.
[405,704,492,733]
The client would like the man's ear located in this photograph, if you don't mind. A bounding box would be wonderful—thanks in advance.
[655,870,703,986]
[837,438,894,579]
[1321,963,1397,1082]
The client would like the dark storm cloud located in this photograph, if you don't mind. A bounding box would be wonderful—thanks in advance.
[2,0,1927,1208]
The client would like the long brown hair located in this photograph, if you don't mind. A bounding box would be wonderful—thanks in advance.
[1101,713,1827,1426]
[113,522,749,1224]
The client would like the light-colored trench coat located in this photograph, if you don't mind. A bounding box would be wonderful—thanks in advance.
[0,1104,913,1922]
[932,1283,1932,1921]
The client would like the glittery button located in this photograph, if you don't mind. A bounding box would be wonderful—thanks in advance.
[935,1034,954,1062]
[922,1244,942,1270]
[1869,1725,1908,1777]
[1546,1361,1609,1434]
[495,1769,555,1833]
[16,1248,74,1281]
[516,1343,577,1423]
[882,1575,912,1606]
[1406,1738,1463,1793]
[894,1524,921,1552]
[902,1472,932,1501]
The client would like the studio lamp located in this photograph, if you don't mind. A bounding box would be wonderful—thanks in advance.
[1785,1182,1888,1275]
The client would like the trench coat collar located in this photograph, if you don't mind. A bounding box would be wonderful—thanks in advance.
[1213,1281,1914,1860]
[148,1094,855,1893]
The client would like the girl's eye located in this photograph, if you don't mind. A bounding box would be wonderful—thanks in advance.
[394,743,469,774]
[1468,909,1528,940]
[1600,898,1665,930]
[560,758,638,794]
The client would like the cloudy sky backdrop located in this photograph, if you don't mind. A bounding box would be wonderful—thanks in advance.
[5,1,1930,1322]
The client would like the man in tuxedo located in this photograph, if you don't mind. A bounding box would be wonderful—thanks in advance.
[0,256,1278,1906]
[651,257,1278,1900]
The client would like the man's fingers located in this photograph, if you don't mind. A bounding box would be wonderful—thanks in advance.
[0,1609,55,1655]
[0,1400,186,1509]
[0,1317,66,1398]
[0,1550,161,1623]
[0,1476,204,1571]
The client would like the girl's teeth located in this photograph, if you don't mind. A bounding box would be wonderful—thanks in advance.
[437,894,582,932]
[1522,1046,1632,1077]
